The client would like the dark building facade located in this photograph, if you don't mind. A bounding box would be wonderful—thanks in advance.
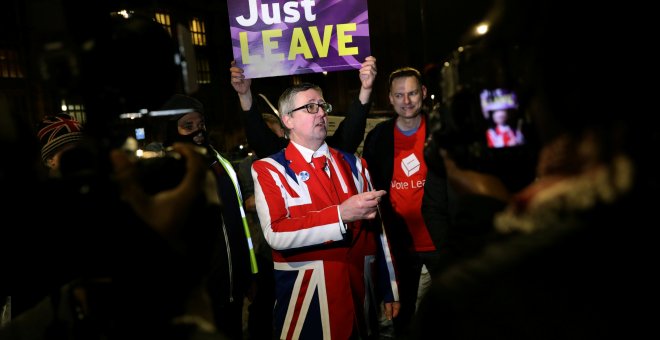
[1,0,490,152]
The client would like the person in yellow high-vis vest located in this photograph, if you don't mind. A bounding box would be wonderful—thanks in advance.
[162,94,257,340]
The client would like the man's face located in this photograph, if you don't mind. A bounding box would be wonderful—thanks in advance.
[45,149,65,171]
[282,89,328,148]
[177,111,206,145]
[389,76,427,119]
[493,110,508,125]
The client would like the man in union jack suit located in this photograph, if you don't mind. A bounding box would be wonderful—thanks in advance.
[252,83,400,340]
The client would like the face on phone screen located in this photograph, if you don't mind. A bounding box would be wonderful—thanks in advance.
[480,89,525,148]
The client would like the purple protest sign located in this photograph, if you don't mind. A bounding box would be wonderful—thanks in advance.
[227,0,370,79]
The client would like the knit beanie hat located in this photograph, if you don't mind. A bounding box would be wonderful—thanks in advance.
[37,113,84,163]
[161,94,205,117]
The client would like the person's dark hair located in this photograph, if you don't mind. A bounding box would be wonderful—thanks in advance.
[80,14,181,142]
[162,94,205,116]
[388,67,423,89]
[428,89,489,171]
[476,0,635,150]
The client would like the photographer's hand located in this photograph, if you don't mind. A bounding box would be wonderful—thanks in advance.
[110,143,208,249]
[440,149,511,202]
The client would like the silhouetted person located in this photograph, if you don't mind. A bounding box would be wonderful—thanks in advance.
[415,0,653,339]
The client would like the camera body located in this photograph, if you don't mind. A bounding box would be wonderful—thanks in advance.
[115,113,214,195]
[135,151,187,194]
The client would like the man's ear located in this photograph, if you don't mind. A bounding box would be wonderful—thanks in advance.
[422,85,428,100]
[281,114,293,130]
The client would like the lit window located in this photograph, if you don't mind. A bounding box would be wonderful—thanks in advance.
[190,18,207,46]
[0,49,24,79]
[155,12,172,35]
[61,99,86,124]
[197,57,211,84]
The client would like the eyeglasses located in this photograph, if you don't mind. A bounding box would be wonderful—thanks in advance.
[287,102,333,115]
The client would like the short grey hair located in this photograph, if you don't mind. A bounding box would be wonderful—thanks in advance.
[278,82,323,137]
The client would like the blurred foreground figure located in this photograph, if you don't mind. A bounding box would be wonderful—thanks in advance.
[416,0,655,339]
[1,13,229,340]
[36,113,85,178]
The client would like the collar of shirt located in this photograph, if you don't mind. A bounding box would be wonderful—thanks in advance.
[290,141,330,163]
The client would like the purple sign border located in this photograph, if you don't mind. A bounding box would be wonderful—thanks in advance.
[227,0,371,79]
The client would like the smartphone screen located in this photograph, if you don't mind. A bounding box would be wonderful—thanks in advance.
[135,127,146,140]
[479,89,525,148]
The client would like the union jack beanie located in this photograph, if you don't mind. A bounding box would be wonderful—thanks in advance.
[37,113,84,163]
